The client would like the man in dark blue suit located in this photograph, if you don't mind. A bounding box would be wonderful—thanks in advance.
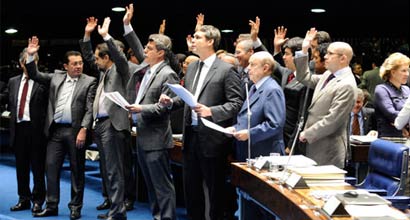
[7,48,48,214]
[227,51,286,160]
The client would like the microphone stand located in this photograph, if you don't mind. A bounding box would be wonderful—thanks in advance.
[244,79,253,168]
[279,66,313,185]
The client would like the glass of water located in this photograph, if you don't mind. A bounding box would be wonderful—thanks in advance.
[269,152,280,172]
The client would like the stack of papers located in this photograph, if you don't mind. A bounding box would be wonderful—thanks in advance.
[288,165,348,186]
[350,135,378,144]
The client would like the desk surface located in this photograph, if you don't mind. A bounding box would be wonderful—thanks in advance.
[231,162,354,220]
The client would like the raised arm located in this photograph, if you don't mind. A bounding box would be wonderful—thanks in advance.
[123,3,144,63]
[158,19,166,34]
[25,36,52,84]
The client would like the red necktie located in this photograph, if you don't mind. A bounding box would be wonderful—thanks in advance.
[352,114,360,135]
[287,72,295,83]
[18,77,29,120]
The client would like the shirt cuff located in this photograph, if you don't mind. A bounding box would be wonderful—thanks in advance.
[124,24,133,35]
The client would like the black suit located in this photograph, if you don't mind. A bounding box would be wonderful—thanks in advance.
[26,61,97,212]
[172,57,243,220]
[7,74,48,205]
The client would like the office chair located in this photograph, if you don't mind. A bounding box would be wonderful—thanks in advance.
[356,139,410,210]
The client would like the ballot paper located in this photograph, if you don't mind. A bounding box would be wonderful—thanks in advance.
[104,91,130,111]
[166,83,197,107]
[200,118,233,135]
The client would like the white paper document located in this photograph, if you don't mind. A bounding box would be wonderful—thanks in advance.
[200,118,233,135]
[104,91,130,111]
[166,83,197,107]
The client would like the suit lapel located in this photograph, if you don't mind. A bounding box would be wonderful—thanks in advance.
[13,76,23,107]
[139,62,165,102]
[197,59,218,98]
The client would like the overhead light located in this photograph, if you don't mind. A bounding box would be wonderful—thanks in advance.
[311,8,326,13]
[221,29,234,33]
[5,28,18,34]
[112,7,125,12]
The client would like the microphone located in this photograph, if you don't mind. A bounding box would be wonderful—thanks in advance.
[244,77,253,167]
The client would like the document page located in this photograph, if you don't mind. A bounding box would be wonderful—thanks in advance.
[200,118,233,135]
[104,91,130,111]
[166,83,197,107]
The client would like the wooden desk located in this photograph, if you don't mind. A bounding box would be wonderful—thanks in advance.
[231,162,353,220]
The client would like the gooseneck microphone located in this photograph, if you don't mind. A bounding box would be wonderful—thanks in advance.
[243,77,253,167]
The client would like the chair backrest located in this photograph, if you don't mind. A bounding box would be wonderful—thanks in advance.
[358,139,409,196]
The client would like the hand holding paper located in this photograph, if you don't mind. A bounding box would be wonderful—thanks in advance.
[104,91,130,111]
[200,118,233,135]
[166,83,197,107]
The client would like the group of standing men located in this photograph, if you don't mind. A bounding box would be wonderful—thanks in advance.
[6,4,358,220]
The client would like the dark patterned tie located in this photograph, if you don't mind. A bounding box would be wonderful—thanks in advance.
[321,74,335,90]
[192,61,204,92]
[18,77,29,120]
[352,114,360,135]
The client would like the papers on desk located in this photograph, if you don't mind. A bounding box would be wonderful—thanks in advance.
[288,165,347,179]
[345,205,408,220]
[200,118,233,135]
[166,83,197,107]
[104,91,130,111]
[350,135,377,144]
[288,165,348,186]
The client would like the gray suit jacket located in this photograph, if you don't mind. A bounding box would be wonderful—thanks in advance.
[26,61,97,138]
[295,55,356,168]
[79,38,131,132]
[127,62,179,151]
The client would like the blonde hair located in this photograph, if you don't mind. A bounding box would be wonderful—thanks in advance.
[380,52,410,81]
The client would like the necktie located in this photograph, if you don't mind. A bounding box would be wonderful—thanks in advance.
[93,72,107,118]
[192,61,204,92]
[136,69,151,104]
[54,79,74,122]
[135,67,149,99]
[352,113,360,135]
[287,72,295,83]
[321,74,335,90]
[18,77,29,120]
[249,85,257,98]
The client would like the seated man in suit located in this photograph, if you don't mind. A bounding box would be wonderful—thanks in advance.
[350,88,377,136]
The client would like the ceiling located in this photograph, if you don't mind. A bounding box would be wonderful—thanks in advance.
[1,0,409,70]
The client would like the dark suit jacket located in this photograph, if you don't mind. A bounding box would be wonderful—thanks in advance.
[362,107,376,134]
[26,61,97,138]
[7,74,48,147]
[79,38,131,132]
[173,58,243,157]
[234,77,286,161]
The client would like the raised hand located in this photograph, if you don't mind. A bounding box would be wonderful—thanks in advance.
[195,13,204,32]
[273,26,288,48]
[186,35,193,52]
[27,36,40,55]
[98,17,111,38]
[85,17,98,35]
[123,3,134,25]
[159,19,166,34]
[302,27,317,53]
[249,16,260,41]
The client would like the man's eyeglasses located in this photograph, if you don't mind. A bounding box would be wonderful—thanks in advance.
[326,51,343,56]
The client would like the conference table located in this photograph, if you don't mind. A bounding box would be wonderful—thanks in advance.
[231,162,354,220]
